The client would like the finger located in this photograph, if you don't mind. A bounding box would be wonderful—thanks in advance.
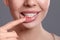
[0,17,26,32]
[0,31,18,39]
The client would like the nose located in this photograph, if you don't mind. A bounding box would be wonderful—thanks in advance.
[23,0,36,7]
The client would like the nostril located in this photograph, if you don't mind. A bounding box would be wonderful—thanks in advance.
[23,1,36,7]
[23,3,36,7]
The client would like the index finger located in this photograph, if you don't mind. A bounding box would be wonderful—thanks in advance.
[0,17,26,32]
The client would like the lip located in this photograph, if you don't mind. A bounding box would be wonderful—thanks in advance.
[21,11,40,14]
[20,10,40,23]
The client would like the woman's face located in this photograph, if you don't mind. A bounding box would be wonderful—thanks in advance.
[5,0,50,28]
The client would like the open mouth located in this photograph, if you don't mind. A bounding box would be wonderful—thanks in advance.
[20,11,40,23]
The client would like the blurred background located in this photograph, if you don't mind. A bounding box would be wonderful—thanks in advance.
[0,0,60,36]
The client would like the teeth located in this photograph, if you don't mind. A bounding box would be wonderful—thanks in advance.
[24,13,37,17]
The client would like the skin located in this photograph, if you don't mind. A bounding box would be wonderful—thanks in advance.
[4,0,50,28]
[0,0,57,40]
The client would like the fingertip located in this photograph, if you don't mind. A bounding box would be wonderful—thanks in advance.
[20,17,26,22]
[23,17,26,21]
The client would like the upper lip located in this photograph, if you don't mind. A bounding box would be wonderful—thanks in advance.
[20,10,40,14]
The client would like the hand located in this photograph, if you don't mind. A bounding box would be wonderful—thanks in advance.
[0,18,26,40]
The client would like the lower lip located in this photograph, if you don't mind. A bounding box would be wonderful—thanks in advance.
[24,13,39,23]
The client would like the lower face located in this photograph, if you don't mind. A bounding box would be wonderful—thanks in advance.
[8,0,50,28]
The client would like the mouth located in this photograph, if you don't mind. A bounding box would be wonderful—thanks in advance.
[20,11,40,23]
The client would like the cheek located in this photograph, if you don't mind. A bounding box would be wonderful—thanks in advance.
[37,0,50,20]
[37,0,50,10]
[9,0,24,10]
[37,0,50,21]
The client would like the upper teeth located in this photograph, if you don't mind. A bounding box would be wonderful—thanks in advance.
[24,13,37,17]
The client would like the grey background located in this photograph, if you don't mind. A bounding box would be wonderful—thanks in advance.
[0,0,60,36]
